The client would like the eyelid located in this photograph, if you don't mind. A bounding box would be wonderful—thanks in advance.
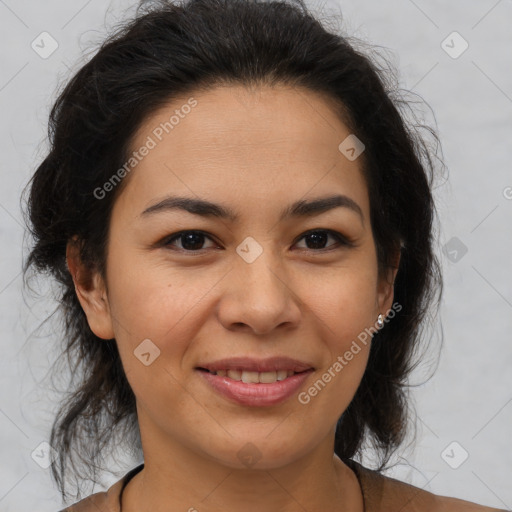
[292,228,354,249]
[161,228,354,253]
[162,230,220,252]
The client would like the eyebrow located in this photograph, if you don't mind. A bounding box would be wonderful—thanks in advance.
[140,194,364,223]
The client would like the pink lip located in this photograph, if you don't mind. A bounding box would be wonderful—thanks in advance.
[197,369,314,407]
[196,356,313,373]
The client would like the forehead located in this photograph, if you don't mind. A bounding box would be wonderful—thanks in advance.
[115,84,369,221]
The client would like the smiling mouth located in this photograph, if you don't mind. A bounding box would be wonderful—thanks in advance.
[197,368,305,384]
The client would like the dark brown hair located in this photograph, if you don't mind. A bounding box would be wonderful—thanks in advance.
[23,0,443,500]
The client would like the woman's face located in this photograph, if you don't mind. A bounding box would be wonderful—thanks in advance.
[73,84,396,469]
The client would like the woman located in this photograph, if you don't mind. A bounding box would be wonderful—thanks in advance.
[23,0,508,510]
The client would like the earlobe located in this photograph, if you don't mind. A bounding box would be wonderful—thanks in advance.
[66,239,115,340]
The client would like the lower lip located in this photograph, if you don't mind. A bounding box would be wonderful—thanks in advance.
[197,369,314,407]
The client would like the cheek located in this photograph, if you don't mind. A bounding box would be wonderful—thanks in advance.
[105,264,207,416]
[290,266,376,435]
[292,260,378,402]
[297,260,379,342]
[105,250,221,371]
[294,272,375,424]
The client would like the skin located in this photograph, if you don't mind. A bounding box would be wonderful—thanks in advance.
[67,84,399,512]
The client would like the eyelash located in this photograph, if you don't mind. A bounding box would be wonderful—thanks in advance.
[161,229,353,254]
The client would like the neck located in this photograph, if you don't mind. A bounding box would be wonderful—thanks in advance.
[122,417,363,512]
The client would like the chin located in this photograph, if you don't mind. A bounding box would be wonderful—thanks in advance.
[202,434,315,471]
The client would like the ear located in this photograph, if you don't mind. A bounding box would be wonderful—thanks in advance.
[376,247,401,316]
[66,238,115,340]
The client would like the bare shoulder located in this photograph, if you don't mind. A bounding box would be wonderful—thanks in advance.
[435,494,510,512]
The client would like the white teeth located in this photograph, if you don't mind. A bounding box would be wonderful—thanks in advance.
[212,369,298,383]
[259,371,277,383]
[241,371,260,383]
[226,370,242,380]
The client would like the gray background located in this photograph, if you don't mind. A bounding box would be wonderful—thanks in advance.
[0,0,511,510]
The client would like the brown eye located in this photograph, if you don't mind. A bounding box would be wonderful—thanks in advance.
[294,230,351,251]
[164,231,217,252]
[162,228,352,254]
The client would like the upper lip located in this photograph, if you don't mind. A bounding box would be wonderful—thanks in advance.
[196,356,314,373]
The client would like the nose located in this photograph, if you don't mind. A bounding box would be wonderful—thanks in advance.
[216,252,302,336]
